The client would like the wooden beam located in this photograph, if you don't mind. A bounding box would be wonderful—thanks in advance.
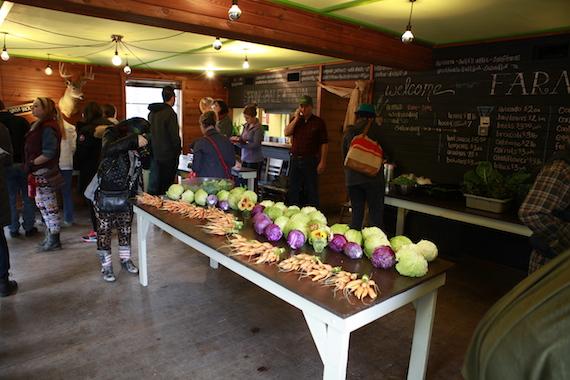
[11,0,432,70]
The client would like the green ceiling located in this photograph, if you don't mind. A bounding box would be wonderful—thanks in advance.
[269,0,570,45]
[0,3,337,75]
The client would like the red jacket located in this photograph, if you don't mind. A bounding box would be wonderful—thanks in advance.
[24,119,61,173]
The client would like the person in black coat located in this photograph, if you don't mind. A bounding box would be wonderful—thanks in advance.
[191,111,235,179]
[0,122,18,297]
[93,118,150,282]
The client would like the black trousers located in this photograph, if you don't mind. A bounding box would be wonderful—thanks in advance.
[0,229,10,280]
[348,181,385,230]
[148,158,178,196]
[287,157,319,207]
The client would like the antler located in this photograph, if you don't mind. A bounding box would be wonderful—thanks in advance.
[59,62,72,79]
[80,65,95,84]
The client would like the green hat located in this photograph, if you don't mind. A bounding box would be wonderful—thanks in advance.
[355,103,376,117]
[298,95,313,106]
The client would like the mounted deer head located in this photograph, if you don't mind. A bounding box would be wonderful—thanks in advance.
[58,62,95,118]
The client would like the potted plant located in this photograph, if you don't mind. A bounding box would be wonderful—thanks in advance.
[462,161,531,213]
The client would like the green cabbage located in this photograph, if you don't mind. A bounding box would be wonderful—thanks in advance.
[416,240,438,262]
[259,200,275,208]
[273,216,290,230]
[229,187,246,197]
[228,193,241,210]
[181,189,195,204]
[284,209,300,217]
[166,184,184,200]
[273,202,287,211]
[264,206,283,221]
[289,212,310,226]
[283,219,308,238]
[390,235,413,252]
[308,211,327,226]
[330,223,349,235]
[301,206,317,214]
[345,229,362,246]
[216,190,229,201]
[362,226,387,241]
[287,205,300,212]
[194,188,208,206]
[395,245,428,277]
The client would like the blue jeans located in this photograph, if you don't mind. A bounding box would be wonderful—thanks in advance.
[60,170,74,224]
[5,164,36,233]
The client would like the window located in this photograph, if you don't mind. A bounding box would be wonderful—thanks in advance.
[125,80,183,127]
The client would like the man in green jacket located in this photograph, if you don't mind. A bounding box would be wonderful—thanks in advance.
[147,86,181,195]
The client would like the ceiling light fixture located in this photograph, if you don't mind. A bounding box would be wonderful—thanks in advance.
[213,37,222,51]
[123,56,132,75]
[44,54,53,75]
[401,0,416,44]
[111,34,123,66]
[242,55,250,69]
[206,70,215,78]
[0,1,14,27]
[1,33,9,61]
[228,0,242,22]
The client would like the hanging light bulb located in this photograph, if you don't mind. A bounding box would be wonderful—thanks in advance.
[123,63,132,75]
[242,55,250,69]
[228,0,242,21]
[401,0,416,44]
[1,33,9,61]
[111,34,123,66]
[44,54,53,75]
[213,37,222,51]
[112,49,122,66]
[206,70,215,78]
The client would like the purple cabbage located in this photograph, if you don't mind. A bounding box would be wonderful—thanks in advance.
[253,214,272,235]
[343,242,363,260]
[218,200,229,211]
[252,204,265,217]
[264,223,283,242]
[329,234,348,253]
[287,230,306,250]
[371,245,396,269]
[206,194,218,207]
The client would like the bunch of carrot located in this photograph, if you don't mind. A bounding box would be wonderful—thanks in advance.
[225,234,285,264]
[136,193,163,208]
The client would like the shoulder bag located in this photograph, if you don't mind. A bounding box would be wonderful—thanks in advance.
[344,120,384,176]
[205,135,232,179]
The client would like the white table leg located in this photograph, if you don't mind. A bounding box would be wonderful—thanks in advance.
[396,207,406,235]
[407,290,438,380]
[304,312,350,380]
[209,258,219,269]
[247,177,255,192]
[136,213,151,287]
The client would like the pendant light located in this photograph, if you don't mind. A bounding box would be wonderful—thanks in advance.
[206,70,215,78]
[1,33,9,61]
[44,54,53,75]
[228,0,242,21]
[401,0,416,44]
[242,55,250,69]
[111,34,123,66]
[213,37,222,50]
[123,57,132,75]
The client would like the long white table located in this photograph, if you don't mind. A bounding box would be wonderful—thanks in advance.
[385,195,532,237]
[133,204,452,380]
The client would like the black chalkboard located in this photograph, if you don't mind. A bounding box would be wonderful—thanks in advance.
[228,68,318,112]
[373,35,570,184]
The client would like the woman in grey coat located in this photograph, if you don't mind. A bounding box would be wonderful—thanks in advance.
[192,111,236,178]
[0,122,18,297]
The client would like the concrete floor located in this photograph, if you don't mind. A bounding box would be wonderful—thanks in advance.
[0,212,525,380]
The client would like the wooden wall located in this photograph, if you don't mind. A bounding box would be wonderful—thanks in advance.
[0,57,226,151]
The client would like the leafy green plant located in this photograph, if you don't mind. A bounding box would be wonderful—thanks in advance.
[391,175,416,186]
[463,161,531,199]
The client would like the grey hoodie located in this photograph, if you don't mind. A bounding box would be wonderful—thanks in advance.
[148,103,181,161]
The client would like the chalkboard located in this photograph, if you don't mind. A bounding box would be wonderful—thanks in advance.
[373,35,570,184]
[228,68,318,112]
[322,62,370,81]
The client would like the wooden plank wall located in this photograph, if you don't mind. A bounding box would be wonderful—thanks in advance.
[318,86,350,210]
[0,57,226,151]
